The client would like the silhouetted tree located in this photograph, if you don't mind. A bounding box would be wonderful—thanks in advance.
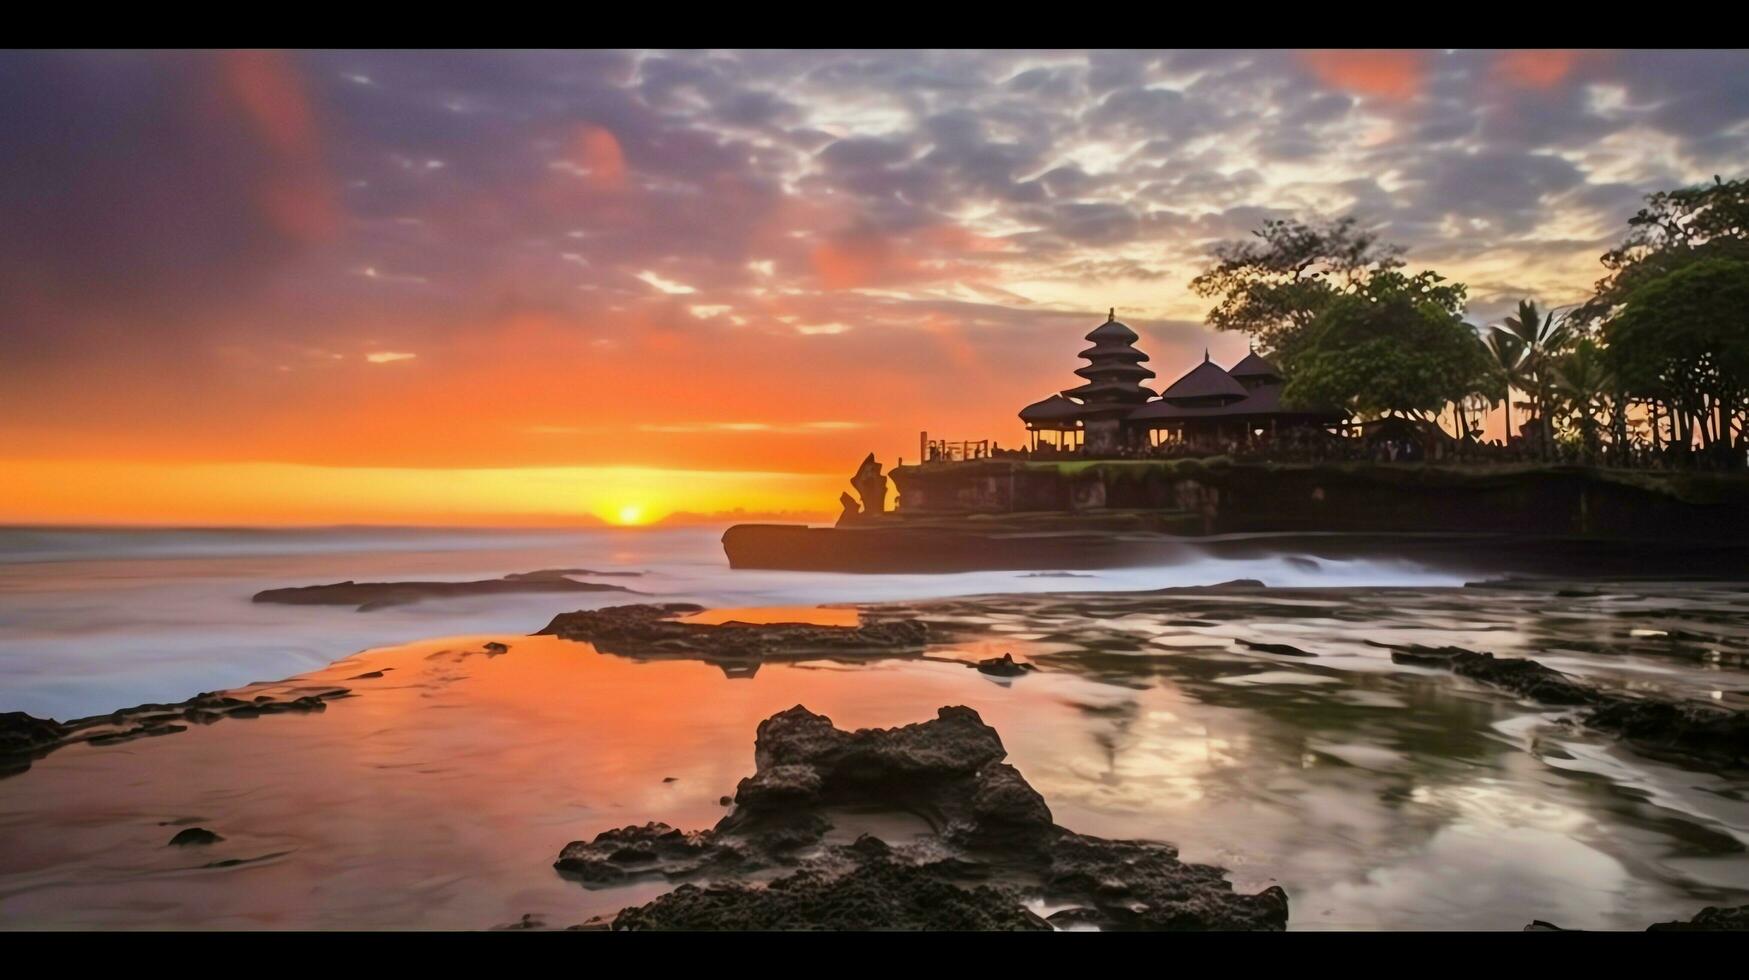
[1190,216,1406,354]
[1552,337,1613,463]
[1283,270,1498,427]
[1493,300,1574,460]
[1603,257,1749,467]
[1578,175,1749,326]
[1484,329,1528,447]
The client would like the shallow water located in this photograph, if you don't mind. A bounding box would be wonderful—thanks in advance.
[0,525,1460,720]
[3,583,1747,930]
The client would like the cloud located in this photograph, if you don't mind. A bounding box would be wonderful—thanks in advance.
[635,270,697,294]
[563,124,627,189]
[1297,50,1426,101]
[4,48,1749,505]
[365,351,417,364]
[1494,50,1586,91]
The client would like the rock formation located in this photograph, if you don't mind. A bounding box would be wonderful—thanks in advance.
[835,491,861,528]
[851,453,888,517]
[1385,642,1749,767]
[555,705,1289,931]
[253,568,634,611]
[537,604,929,673]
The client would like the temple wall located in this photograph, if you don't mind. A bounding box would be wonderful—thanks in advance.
[888,460,1749,542]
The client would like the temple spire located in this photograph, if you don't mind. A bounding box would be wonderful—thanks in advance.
[1064,312,1155,405]
[1203,348,1210,363]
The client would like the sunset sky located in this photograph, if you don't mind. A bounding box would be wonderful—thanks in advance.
[4,49,1748,526]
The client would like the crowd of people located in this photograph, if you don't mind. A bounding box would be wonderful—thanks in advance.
[969,424,1743,469]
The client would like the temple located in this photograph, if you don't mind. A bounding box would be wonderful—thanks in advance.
[1019,311,1348,455]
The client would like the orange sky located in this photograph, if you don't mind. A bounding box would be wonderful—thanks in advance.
[3,49,1745,526]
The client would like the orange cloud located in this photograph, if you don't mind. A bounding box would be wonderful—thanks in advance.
[810,223,1004,290]
[1494,49,1585,90]
[221,50,319,155]
[811,230,915,289]
[571,125,628,190]
[1298,50,1426,102]
[218,50,340,244]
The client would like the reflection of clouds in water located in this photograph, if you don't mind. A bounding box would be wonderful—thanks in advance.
[1312,824,1636,930]
[4,528,1749,929]
[919,585,1749,929]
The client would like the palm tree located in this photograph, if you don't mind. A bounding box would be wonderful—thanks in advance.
[1553,337,1612,462]
[1483,329,1527,447]
[1494,300,1574,459]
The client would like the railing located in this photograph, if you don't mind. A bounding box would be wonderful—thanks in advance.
[918,431,995,463]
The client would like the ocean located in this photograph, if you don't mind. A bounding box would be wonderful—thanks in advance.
[0,524,1460,721]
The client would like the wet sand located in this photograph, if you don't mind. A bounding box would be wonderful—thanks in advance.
[2,583,1748,930]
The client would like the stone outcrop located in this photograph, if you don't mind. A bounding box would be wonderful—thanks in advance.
[254,569,634,611]
[1527,904,1749,931]
[1386,644,1596,705]
[1385,642,1748,767]
[168,827,223,846]
[0,684,353,778]
[537,604,929,669]
[1647,905,1749,931]
[850,453,888,517]
[974,653,1037,677]
[835,491,861,527]
[556,705,1289,931]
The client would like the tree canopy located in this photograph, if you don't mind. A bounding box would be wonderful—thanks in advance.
[1604,257,1749,455]
[1188,216,1405,354]
[1578,175,1749,324]
[1281,270,1497,420]
[1185,180,1747,467]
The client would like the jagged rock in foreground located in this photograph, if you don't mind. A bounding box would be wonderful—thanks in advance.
[1384,643,1749,767]
[1526,904,1749,931]
[254,569,634,611]
[537,604,929,667]
[556,705,1289,931]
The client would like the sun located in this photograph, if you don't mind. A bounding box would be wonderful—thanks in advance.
[616,503,645,526]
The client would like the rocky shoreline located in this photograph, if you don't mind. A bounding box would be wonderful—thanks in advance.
[6,585,1749,930]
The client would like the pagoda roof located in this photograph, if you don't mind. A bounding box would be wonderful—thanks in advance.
[1228,351,1283,381]
[1074,361,1156,382]
[1018,393,1085,423]
[1129,382,1347,422]
[1158,354,1249,402]
[1062,379,1156,403]
[1083,316,1138,345]
[1077,342,1149,363]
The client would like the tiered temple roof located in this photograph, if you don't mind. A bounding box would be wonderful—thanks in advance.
[1018,311,1348,436]
[1059,310,1156,410]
